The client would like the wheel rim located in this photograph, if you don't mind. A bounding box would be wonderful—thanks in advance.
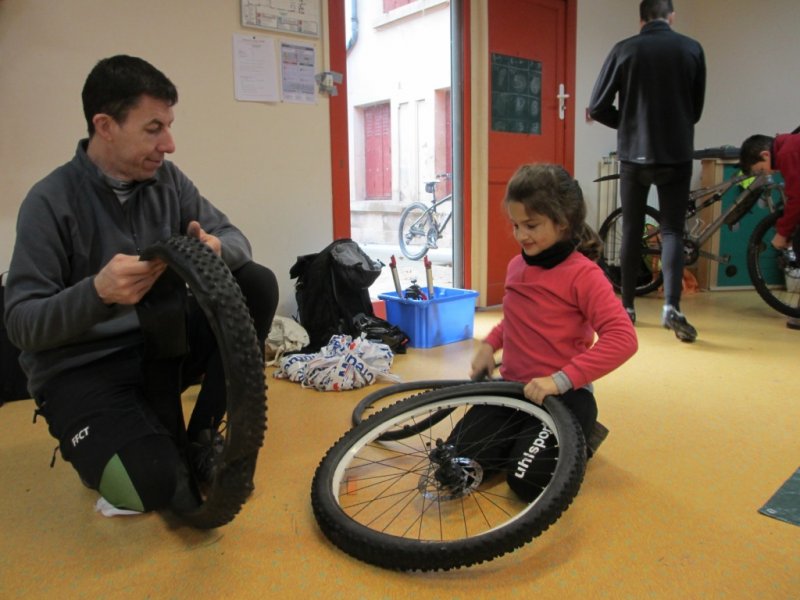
[748,210,800,318]
[599,206,663,295]
[328,395,561,542]
[399,204,432,260]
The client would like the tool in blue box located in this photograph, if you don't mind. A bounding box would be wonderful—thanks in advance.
[389,255,403,296]
[404,278,427,300]
[423,255,435,299]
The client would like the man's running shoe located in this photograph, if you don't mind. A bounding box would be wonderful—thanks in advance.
[662,305,697,343]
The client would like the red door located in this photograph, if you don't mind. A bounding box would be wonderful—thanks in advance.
[485,0,575,305]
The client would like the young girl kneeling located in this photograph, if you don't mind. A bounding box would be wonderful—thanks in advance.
[451,163,637,501]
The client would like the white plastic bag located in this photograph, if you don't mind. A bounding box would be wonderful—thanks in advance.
[273,334,401,391]
[265,315,310,366]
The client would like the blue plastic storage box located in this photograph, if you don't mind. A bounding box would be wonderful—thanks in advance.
[378,286,479,348]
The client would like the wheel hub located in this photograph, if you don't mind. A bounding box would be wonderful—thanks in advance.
[418,440,484,501]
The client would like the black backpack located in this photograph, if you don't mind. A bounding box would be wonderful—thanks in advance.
[290,239,408,353]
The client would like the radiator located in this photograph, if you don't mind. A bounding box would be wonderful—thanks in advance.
[596,153,619,229]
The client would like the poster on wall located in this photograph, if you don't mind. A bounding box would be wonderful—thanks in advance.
[281,42,316,104]
[491,53,542,135]
[241,0,321,38]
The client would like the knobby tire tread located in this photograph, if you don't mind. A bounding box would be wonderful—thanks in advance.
[140,236,267,529]
[312,381,586,571]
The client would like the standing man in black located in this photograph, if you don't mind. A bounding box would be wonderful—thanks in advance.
[589,0,706,342]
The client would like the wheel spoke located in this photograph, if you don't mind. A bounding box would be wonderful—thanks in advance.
[312,384,587,570]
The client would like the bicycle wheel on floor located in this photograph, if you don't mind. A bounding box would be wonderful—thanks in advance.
[398,202,434,260]
[747,210,800,318]
[140,235,267,529]
[598,205,664,296]
[311,381,586,571]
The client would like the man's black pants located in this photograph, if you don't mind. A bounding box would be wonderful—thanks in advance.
[35,261,278,511]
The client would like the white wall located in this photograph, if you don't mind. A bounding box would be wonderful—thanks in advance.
[4,0,800,315]
[0,0,334,317]
[685,1,800,144]
[573,0,635,227]
[573,0,800,227]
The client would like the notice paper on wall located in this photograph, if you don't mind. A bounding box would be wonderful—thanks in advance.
[280,42,316,104]
[233,33,279,102]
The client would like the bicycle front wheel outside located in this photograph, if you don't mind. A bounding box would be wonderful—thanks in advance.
[311,382,586,571]
[747,210,800,318]
[398,202,434,260]
[598,205,664,296]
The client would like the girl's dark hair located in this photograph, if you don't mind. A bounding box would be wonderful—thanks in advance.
[81,55,178,136]
[504,163,603,261]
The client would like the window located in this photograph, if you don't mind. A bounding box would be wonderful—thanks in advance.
[435,88,452,197]
[364,103,392,200]
[383,0,415,12]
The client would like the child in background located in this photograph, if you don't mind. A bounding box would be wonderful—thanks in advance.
[452,163,638,501]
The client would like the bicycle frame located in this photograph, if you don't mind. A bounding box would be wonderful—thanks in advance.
[684,174,782,264]
[598,166,798,316]
[429,194,453,236]
[640,173,785,267]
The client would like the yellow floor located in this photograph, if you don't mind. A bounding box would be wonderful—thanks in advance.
[0,290,798,599]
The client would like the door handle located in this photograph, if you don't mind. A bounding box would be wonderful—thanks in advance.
[557,83,570,120]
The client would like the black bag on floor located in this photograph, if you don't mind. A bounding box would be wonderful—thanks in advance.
[290,239,409,354]
[352,312,409,354]
[1,273,30,404]
[290,239,383,352]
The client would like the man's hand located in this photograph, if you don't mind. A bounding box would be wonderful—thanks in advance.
[94,254,167,305]
[187,220,222,255]
[523,376,558,405]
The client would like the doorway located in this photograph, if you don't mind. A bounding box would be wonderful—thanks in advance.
[484,0,575,305]
[329,0,576,306]
[330,0,456,299]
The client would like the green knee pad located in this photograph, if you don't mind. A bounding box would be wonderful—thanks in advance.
[98,454,145,513]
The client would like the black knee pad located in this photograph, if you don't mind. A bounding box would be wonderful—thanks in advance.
[506,419,559,502]
[556,388,598,440]
[115,435,183,511]
[446,405,524,472]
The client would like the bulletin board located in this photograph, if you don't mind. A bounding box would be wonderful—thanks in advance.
[241,0,321,38]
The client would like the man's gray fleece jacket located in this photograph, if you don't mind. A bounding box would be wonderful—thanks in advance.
[3,140,253,396]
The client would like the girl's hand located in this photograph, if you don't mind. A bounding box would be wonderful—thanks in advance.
[523,376,558,405]
[470,342,496,380]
